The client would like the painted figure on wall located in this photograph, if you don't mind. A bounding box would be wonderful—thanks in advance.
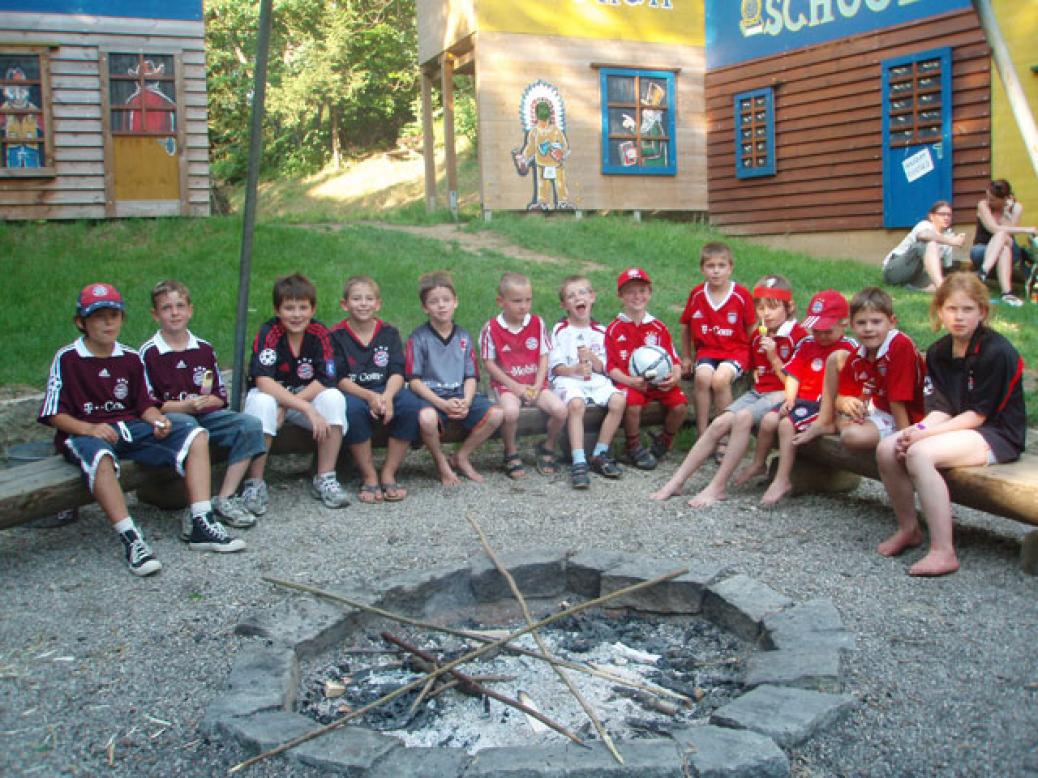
[1,67,44,168]
[511,80,573,211]
[622,80,668,169]
[125,59,176,135]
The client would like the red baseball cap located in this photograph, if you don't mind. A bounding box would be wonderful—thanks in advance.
[801,289,849,330]
[617,267,652,293]
[76,282,125,317]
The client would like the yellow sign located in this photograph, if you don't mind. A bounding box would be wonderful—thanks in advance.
[477,0,704,46]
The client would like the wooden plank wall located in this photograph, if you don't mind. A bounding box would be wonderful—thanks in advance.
[477,30,707,213]
[0,11,210,220]
[705,8,989,236]
[417,0,475,66]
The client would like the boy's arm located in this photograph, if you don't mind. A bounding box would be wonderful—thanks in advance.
[48,412,119,443]
[255,376,317,414]
[889,400,911,431]
[679,323,694,375]
[483,357,523,396]
[779,374,800,415]
[410,378,449,411]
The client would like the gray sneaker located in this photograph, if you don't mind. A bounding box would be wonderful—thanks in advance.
[212,495,257,529]
[310,474,350,509]
[240,479,269,516]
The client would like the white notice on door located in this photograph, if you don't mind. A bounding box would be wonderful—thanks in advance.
[902,148,935,183]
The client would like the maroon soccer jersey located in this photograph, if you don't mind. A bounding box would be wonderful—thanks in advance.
[836,329,925,421]
[479,313,550,392]
[751,320,808,393]
[248,318,337,391]
[784,335,857,402]
[139,330,228,414]
[604,312,680,376]
[38,338,159,449]
[679,282,756,369]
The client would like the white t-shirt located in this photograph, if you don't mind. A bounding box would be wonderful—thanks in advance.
[884,219,954,268]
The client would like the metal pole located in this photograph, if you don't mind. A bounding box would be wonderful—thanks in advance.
[230,0,274,411]
[972,0,1038,179]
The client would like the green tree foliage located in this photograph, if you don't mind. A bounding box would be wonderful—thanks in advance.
[206,0,418,182]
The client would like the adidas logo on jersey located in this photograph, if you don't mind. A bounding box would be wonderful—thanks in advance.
[692,311,704,319]
[98,368,110,377]
[176,360,188,369]
[502,344,512,352]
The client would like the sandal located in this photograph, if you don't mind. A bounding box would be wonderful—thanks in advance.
[534,443,559,476]
[358,483,383,504]
[504,453,527,479]
[382,483,407,502]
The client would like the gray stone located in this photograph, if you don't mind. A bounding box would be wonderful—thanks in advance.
[744,648,843,692]
[565,550,631,597]
[236,596,355,659]
[600,557,729,614]
[761,599,855,652]
[215,710,315,753]
[463,740,684,776]
[669,724,789,777]
[710,684,856,748]
[202,643,298,733]
[293,726,401,774]
[376,563,475,616]
[469,548,568,602]
[1021,530,1038,576]
[702,574,793,641]
[365,745,473,777]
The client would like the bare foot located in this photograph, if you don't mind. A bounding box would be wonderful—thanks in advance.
[649,482,681,501]
[450,454,485,483]
[877,528,924,557]
[760,479,792,507]
[688,486,726,508]
[909,549,960,577]
[733,462,766,486]
[433,455,460,487]
[792,422,832,447]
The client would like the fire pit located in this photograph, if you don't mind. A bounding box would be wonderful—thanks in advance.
[206,550,857,776]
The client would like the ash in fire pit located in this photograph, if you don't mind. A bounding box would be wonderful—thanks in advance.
[299,611,746,753]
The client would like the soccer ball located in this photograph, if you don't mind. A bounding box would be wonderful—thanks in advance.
[628,345,673,385]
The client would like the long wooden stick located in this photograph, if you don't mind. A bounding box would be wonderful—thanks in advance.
[231,566,688,773]
[467,514,623,765]
[262,577,691,705]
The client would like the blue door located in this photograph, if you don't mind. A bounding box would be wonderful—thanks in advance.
[881,48,952,228]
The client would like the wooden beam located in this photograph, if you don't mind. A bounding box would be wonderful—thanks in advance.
[440,52,457,216]
[420,69,437,213]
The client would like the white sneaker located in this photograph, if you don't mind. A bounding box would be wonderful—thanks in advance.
[310,474,350,509]
[240,479,269,516]
[213,495,257,529]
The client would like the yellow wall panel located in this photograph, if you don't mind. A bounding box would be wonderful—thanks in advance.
[991,0,1038,209]
[112,136,179,200]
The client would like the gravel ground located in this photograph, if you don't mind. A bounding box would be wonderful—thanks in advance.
[1,442,1037,777]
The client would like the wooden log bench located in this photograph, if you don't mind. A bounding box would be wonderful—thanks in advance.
[0,404,665,530]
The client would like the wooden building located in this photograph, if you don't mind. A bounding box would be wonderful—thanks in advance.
[704,0,994,260]
[416,0,707,216]
[0,0,210,220]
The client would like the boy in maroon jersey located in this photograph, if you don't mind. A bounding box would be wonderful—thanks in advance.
[679,242,756,440]
[39,283,245,577]
[242,273,350,509]
[734,289,856,506]
[793,287,925,452]
[605,267,687,470]
[140,279,267,529]
[479,272,567,479]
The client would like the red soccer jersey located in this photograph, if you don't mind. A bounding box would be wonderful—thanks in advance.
[604,312,680,376]
[479,313,550,392]
[784,335,857,402]
[139,330,228,414]
[679,282,755,369]
[837,329,926,421]
[751,319,809,393]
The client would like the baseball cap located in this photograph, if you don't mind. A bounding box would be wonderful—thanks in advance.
[76,282,125,317]
[617,267,652,293]
[801,289,849,330]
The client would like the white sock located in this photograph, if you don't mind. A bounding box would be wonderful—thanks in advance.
[190,500,212,518]
[113,517,135,534]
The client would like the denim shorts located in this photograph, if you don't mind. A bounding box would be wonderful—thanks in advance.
[432,393,494,431]
[194,409,266,464]
[344,388,423,444]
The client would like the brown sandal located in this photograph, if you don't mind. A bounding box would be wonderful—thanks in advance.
[382,483,407,502]
[358,483,383,504]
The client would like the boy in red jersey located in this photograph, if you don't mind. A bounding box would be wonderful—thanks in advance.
[39,283,244,577]
[793,287,925,452]
[734,289,856,506]
[651,275,806,506]
[242,273,350,509]
[679,242,756,439]
[605,267,687,470]
[480,272,568,479]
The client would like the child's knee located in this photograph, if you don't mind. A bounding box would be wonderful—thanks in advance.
[568,398,586,417]
[693,370,713,390]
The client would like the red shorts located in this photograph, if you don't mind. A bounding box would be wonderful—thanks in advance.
[621,383,687,408]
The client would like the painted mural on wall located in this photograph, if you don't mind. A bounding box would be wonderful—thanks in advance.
[511,81,574,211]
[0,63,44,168]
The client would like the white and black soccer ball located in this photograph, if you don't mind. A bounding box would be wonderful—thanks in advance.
[628,345,673,385]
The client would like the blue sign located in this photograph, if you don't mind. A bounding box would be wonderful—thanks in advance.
[0,0,202,21]
[706,0,972,69]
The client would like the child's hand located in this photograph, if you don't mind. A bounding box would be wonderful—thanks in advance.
[630,375,649,392]
[778,399,794,418]
[88,423,119,444]
[382,401,395,425]
[522,386,539,405]
[369,393,387,419]
[760,335,776,354]
[656,370,679,390]
[151,415,172,440]
[680,357,693,379]
[445,397,468,419]
[835,395,866,422]
[307,408,330,441]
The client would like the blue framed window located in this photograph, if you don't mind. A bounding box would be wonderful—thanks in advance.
[600,68,676,176]
[734,87,775,178]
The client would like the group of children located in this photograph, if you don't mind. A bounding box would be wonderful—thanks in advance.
[40,240,1025,579]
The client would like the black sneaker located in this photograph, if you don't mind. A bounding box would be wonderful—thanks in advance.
[649,433,671,461]
[570,461,591,489]
[589,453,622,479]
[119,528,162,577]
[624,444,657,471]
[185,513,246,553]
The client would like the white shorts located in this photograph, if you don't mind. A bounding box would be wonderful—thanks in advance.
[866,408,897,439]
[552,375,622,407]
[243,387,347,437]
[724,388,784,424]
